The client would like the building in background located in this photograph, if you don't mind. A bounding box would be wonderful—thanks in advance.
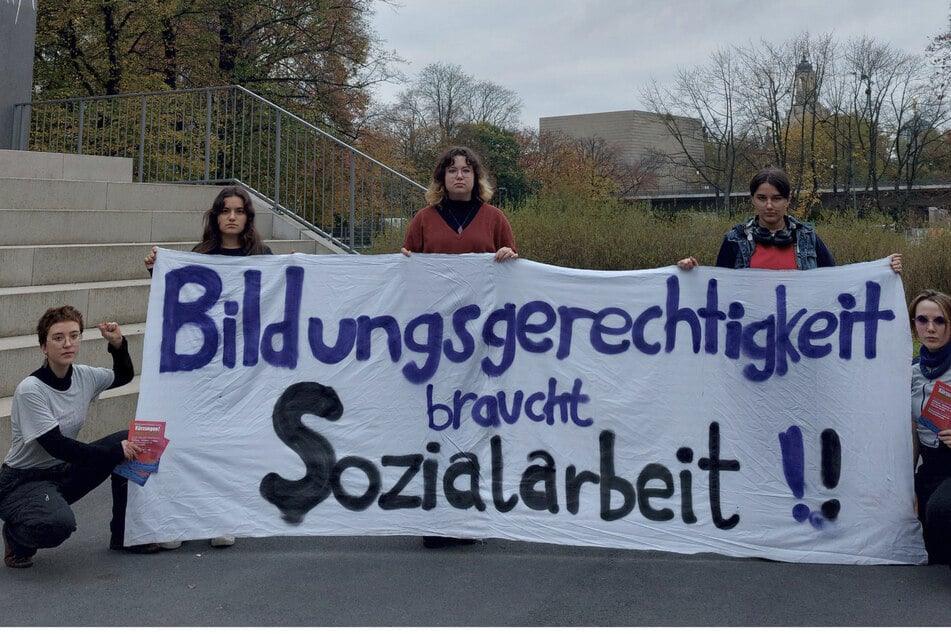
[539,109,705,194]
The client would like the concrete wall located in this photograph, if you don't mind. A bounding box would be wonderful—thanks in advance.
[0,1,36,149]
[539,109,705,192]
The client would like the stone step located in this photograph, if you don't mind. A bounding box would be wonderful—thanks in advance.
[0,238,322,286]
[0,149,133,182]
[0,378,140,458]
[0,178,223,212]
[0,279,152,338]
[0,209,206,246]
[0,323,146,401]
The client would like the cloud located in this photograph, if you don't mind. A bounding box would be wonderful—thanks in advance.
[370,0,948,128]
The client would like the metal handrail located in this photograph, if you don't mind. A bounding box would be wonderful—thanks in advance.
[13,86,426,252]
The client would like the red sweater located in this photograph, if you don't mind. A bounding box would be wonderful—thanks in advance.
[402,203,517,254]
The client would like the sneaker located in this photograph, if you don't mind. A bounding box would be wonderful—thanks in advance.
[3,525,33,569]
[209,535,235,548]
[159,541,183,550]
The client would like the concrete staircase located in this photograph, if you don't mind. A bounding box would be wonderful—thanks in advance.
[0,149,345,452]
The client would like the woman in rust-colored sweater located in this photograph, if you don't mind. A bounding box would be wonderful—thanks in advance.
[402,147,515,549]
[401,146,517,261]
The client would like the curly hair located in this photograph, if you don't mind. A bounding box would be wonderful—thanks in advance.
[37,305,84,345]
[193,185,268,255]
[424,146,494,207]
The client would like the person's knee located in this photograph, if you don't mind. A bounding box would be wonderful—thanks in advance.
[925,482,951,519]
[925,498,951,529]
[14,505,76,549]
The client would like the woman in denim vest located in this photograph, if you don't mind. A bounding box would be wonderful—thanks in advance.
[677,167,902,273]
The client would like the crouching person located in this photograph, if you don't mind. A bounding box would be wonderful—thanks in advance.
[0,306,158,568]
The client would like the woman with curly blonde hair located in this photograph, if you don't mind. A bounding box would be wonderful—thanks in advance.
[401,146,517,262]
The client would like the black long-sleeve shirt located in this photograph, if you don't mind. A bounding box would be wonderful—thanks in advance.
[34,337,133,466]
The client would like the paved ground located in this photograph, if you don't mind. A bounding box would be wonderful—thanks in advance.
[1,483,949,627]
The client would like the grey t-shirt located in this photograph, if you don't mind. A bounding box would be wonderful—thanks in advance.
[5,364,114,469]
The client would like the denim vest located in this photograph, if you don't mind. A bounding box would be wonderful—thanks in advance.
[724,215,819,270]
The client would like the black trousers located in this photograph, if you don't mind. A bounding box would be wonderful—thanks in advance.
[915,471,951,565]
[0,431,129,556]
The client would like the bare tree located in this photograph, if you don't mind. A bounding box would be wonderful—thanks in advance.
[467,80,523,130]
[844,37,917,212]
[926,9,951,95]
[410,62,473,145]
[384,62,523,173]
[887,68,950,215]
[641,48,746,212]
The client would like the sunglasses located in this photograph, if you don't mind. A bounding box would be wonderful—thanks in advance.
[915,315,948,327]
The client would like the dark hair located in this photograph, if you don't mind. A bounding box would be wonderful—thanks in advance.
[749,166,791,199]
[425,146,494,207]
[37,305,84,345]
[908,289,951,329]
[193,185,267,255]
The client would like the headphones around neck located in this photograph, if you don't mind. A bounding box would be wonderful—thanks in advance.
[743,216,798,247]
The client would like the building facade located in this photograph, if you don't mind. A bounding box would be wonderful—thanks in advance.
[539,109,705,194]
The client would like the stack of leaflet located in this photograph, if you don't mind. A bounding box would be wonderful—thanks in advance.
[919,380,951,434]
[112,420,169,486]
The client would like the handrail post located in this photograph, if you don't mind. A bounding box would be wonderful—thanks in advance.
[349,149,356,248]
[204,88,212,182]
[12,104,21,150]
[77,100,84,154]
[273,112,282,210]
[138,95,147,183]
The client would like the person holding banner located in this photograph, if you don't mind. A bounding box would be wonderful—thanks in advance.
[144,186,267,549]
[910,289,951,565]
[400,146,518,262]
[144,185,272,272]
[0,306,157,569]
[401,146,515,548]
[675,167,902,274]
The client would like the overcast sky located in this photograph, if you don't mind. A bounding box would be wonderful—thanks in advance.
[369,0,949,129]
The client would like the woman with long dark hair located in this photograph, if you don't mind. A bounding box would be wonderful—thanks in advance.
[145,185,271,271]
[144,185,272,548]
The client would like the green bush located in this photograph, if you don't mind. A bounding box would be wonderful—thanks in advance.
[507,195,950,306]
[371,193,950,308]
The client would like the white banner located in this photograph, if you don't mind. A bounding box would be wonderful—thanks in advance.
[127,249,926,564]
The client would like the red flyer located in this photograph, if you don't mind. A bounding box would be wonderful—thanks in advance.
[126,420,168,467]
[919,380,951,433]
[112,420,169,486]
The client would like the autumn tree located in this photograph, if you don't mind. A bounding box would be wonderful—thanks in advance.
[33,0,400,134]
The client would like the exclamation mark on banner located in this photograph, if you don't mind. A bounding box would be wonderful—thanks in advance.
[778,426,842,529]
[778,425,808,521]
[819,429,841,521]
